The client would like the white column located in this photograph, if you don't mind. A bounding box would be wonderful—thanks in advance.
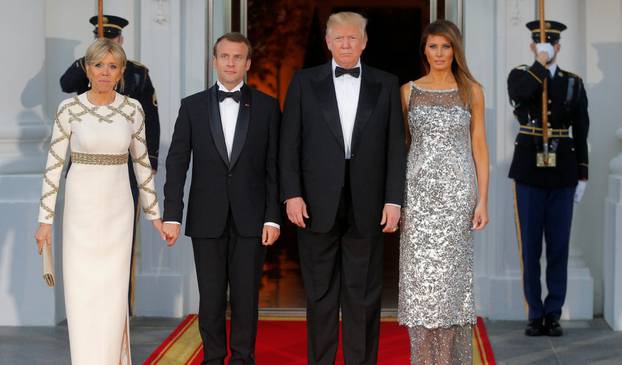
[478,0,537,320]
[545,0,586,74]
[464,0,500,318]
[0,1,56,325]
[604,128,622,330]
[134,0,209,317]
[134,0,185,317]
[103,0,137,60]
[582,0,622,319]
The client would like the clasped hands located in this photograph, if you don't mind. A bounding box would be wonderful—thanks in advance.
[285,197,401,233]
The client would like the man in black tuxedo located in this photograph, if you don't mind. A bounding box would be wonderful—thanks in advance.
[162,33,281,365]
[280,12,406,365]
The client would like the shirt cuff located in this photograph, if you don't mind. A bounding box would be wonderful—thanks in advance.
[385,203,401,208]
[264,222,280,229]
[164,221,181,225]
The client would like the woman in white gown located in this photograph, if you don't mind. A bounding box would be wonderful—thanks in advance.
[35,38,163,364]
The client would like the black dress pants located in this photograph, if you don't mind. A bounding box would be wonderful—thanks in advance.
[298,165,384,365]
[192,215,266,365]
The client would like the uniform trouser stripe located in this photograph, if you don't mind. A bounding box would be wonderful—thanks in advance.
[512,182,529,315]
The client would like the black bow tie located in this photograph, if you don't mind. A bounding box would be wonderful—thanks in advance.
[335,66,360,78]
[218,90,241,103]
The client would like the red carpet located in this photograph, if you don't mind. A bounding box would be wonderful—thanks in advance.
[144,316,495,364]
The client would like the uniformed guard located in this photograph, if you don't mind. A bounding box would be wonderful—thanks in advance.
[508,20,589,337]
[59,15,161,313]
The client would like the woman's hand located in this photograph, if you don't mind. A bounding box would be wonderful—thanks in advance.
[35,223,53,255]
[472,202,489,231]
[151,219,166,240]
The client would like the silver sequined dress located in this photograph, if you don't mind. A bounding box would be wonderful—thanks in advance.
[398,82,476,364]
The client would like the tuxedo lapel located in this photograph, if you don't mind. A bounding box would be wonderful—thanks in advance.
[313,62,345,152]
[207,85,229,166]
[352,66,381,155]
[229,85,251,171]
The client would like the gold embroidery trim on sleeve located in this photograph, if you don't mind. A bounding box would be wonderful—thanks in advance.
[132,115,157,216]
[39,115,71,220]
[132,119,147,145]
[132,151,152,169]
[138,173,158,216]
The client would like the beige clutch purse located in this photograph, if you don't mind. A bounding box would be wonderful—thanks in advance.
[42,245,55,287]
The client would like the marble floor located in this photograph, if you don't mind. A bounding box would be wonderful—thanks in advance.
[1,317,622,364]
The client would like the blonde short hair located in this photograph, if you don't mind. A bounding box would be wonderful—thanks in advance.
[84,38,127,90]
[326,12,368,38]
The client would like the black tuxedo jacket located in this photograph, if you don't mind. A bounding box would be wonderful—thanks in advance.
[163,84,281,238]
[280,62,406,235]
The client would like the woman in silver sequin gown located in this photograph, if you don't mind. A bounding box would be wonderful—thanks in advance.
[398,20,489,365]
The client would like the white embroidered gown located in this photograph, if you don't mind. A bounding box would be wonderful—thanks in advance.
[38,92,160,365]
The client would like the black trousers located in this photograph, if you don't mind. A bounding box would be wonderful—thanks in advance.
[192,215,266,365]
[298,164,384,365]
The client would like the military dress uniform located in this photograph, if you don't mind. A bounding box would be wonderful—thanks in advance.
[508,20,589,336]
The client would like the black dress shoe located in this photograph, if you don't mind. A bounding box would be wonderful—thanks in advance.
[544,316,563,337]
[525,317,544,336]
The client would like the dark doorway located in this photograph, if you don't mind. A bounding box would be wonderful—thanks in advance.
[249,0,429,311]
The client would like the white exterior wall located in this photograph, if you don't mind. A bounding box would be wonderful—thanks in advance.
[1,0,619,325]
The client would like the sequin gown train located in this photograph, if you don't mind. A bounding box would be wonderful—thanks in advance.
[398,82,476,364]
[38,92,160,365]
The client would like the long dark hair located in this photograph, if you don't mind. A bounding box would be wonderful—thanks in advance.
[420,20,479,107]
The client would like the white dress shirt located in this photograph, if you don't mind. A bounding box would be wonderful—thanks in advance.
[330,60,400,209]
[217,80,243,158]
[166,80,279,229]
[548,63,557,78]
[332,59,361,159]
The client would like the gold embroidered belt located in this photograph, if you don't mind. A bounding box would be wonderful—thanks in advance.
[519,126,570,138]
[71,152,128,165]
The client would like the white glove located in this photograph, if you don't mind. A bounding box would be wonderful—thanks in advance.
[536,43,555,62]
[574,180,587,203]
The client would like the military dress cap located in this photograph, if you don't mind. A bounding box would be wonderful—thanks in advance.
[526,20,567,43]
[89,15,129,39]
